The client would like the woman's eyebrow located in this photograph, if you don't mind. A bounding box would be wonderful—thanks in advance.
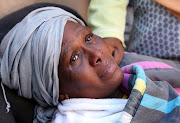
[62,46,72,63]
[61,38,73,63]
[75,26,91,36]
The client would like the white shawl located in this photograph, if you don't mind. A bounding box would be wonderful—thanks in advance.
[53,98,129,123]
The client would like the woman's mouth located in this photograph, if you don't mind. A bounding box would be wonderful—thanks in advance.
[100,62,116,79]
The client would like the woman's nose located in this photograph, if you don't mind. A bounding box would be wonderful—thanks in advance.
[84,47,103,66]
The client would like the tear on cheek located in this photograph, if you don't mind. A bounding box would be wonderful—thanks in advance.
[69,66,73,71]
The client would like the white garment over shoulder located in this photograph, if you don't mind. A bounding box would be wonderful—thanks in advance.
[52,98,128,123]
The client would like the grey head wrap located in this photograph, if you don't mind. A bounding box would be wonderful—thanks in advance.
[0,6,85,113]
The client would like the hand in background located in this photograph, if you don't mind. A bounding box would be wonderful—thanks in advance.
[104,37,124,65]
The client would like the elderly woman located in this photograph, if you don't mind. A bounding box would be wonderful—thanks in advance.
[0,3,180,123]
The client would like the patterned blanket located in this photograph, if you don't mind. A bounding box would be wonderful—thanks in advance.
[118,52,180,123]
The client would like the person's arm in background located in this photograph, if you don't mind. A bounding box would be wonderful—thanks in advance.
[88,0,129,64]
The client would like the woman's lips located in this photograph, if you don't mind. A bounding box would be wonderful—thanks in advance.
[100,63,116,79]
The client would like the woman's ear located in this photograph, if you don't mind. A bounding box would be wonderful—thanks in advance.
[103,37,124,65]
[59,91,69,102]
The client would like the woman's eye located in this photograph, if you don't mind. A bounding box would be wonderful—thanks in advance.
[85,34,93,43]
[70,54,79,63]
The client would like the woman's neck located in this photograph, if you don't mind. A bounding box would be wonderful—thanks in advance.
[107,88,124,98]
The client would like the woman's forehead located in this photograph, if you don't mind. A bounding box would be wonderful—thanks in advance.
[62,21,91,47]
[65,21,90,34]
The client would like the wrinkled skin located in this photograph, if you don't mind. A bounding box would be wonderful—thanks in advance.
[58,21,124,99]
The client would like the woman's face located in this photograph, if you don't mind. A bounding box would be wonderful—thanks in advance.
[58,21,123,98]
